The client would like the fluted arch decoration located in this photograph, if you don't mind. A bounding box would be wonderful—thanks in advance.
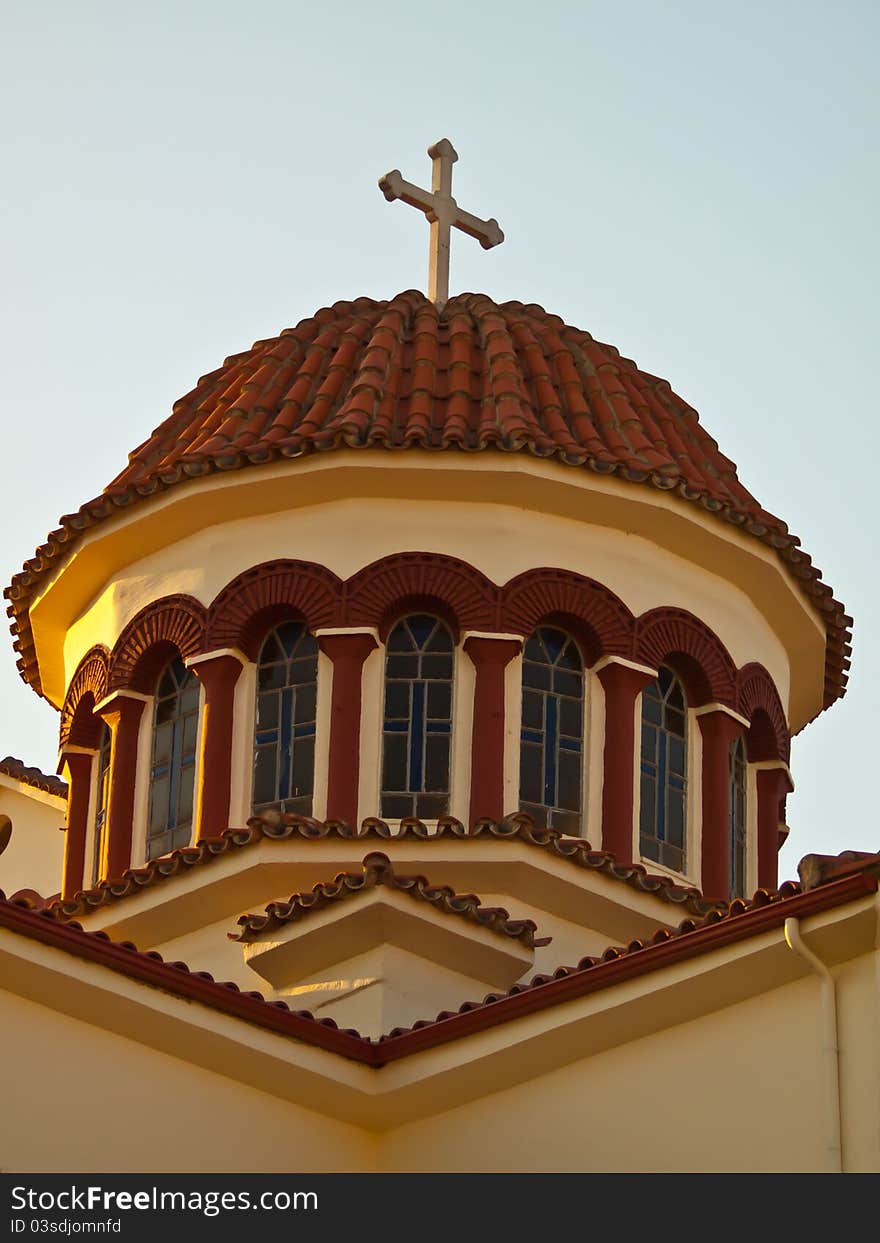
[60,646,110,748]
[343,552,498,639]
[205,560,343,660]
[634,608,737,707]
[737,663,790,761]
[501,569,633,663]
[108,596,207,694]
[91,559,783,733]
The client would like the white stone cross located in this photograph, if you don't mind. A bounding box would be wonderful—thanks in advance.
[379,139,504,310]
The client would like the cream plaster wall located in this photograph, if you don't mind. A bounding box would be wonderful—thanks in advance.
[0,987,375,1173]
[0,780,66,898]
[377,975,839,1172]
[61,494,793,714]
[3,936,878,1172]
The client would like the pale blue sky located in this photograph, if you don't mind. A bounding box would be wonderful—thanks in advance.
[1,1,876,879]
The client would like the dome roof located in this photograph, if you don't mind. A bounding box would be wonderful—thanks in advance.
[6,290,850,708]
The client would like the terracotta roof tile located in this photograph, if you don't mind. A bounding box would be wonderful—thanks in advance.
[1,863,875,1066]
[373,870,879,1058]
[232,851,547,949]
[46,813,722,923]
[0,888,371,1061]
[798,848,880,891]
[0,756,68,799]
[5,291,850,710]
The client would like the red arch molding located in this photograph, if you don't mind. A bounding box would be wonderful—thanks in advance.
[500,568,633,664]
[343,552,498,639]
[205,559,343,660]
[86,559,784,726]
[60,646,110,748]
[737,662,790,762]
[634,607,738,707]
[107,596,207,694]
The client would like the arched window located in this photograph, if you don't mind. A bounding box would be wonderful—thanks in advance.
[381,614,454,820]
[639,666,687,872]
[147,656,200,860]
[91,724,111,885]
[519,627,584,834]
[729,735,747,898]
[252,621,318,815]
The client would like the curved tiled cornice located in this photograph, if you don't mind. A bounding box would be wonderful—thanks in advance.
[45,813,726,923]
[0,757,68,799]
[233,851,543,948]
[5,291,850,712]
[4,871,876,1065]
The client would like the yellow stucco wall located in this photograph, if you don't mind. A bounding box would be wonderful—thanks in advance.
[380,975,828,1172]
[0,780,66,898]
[2,924,877,1173]
[63,494,792,708]
[0,987,376,1174]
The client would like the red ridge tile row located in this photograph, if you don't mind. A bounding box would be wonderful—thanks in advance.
[0,756,68,799]
[2,869,875,1066]
[46,813,723,923]
[232,850,544,948]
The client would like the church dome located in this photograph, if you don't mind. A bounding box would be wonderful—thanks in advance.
[5,289,851,709]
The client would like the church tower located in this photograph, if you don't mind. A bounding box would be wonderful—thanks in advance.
[2,141,851,1038]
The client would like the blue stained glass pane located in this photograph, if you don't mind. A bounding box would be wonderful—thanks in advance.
[409,680,425,791]
[382,615,453,817]
[543,686,558,807]
[421,653,454,679]
[638,667,688,871]
[542,629,564,663]
[427,680,451,720]
[295,681,317,724]
[386,653,419,679]
[253,623,317,814]
[519,627,584,835]
[408,615,435,647]
[426,625,453,652]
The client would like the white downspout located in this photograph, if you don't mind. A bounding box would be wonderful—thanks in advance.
[784,917,842,1173]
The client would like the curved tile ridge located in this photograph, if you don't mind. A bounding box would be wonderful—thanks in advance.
[231,850,545,948]
[0,887,371,1058]
[378,881,812,1042]
[4,870,875,1065]
[0,756,68,799]
[44,812,725,923]
[5,290,851,712]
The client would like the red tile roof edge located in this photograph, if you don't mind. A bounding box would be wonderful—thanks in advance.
[0,871,874,1068]
[0,757,68,799]
[0,891,371,1062]
[372,870,879,1064]
[48,813,723,922]
[798,849,880,891]
[232,850,546,949]
[4,291,851,715]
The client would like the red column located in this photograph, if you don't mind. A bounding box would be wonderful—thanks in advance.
[188,652,245,840]
[60,750,95,900]
[597,660,656,864]
[95,692,147,880]
[318,631,378,828]
[756,767,790,891]
[463,635,522,826]
[698,708,746,900]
